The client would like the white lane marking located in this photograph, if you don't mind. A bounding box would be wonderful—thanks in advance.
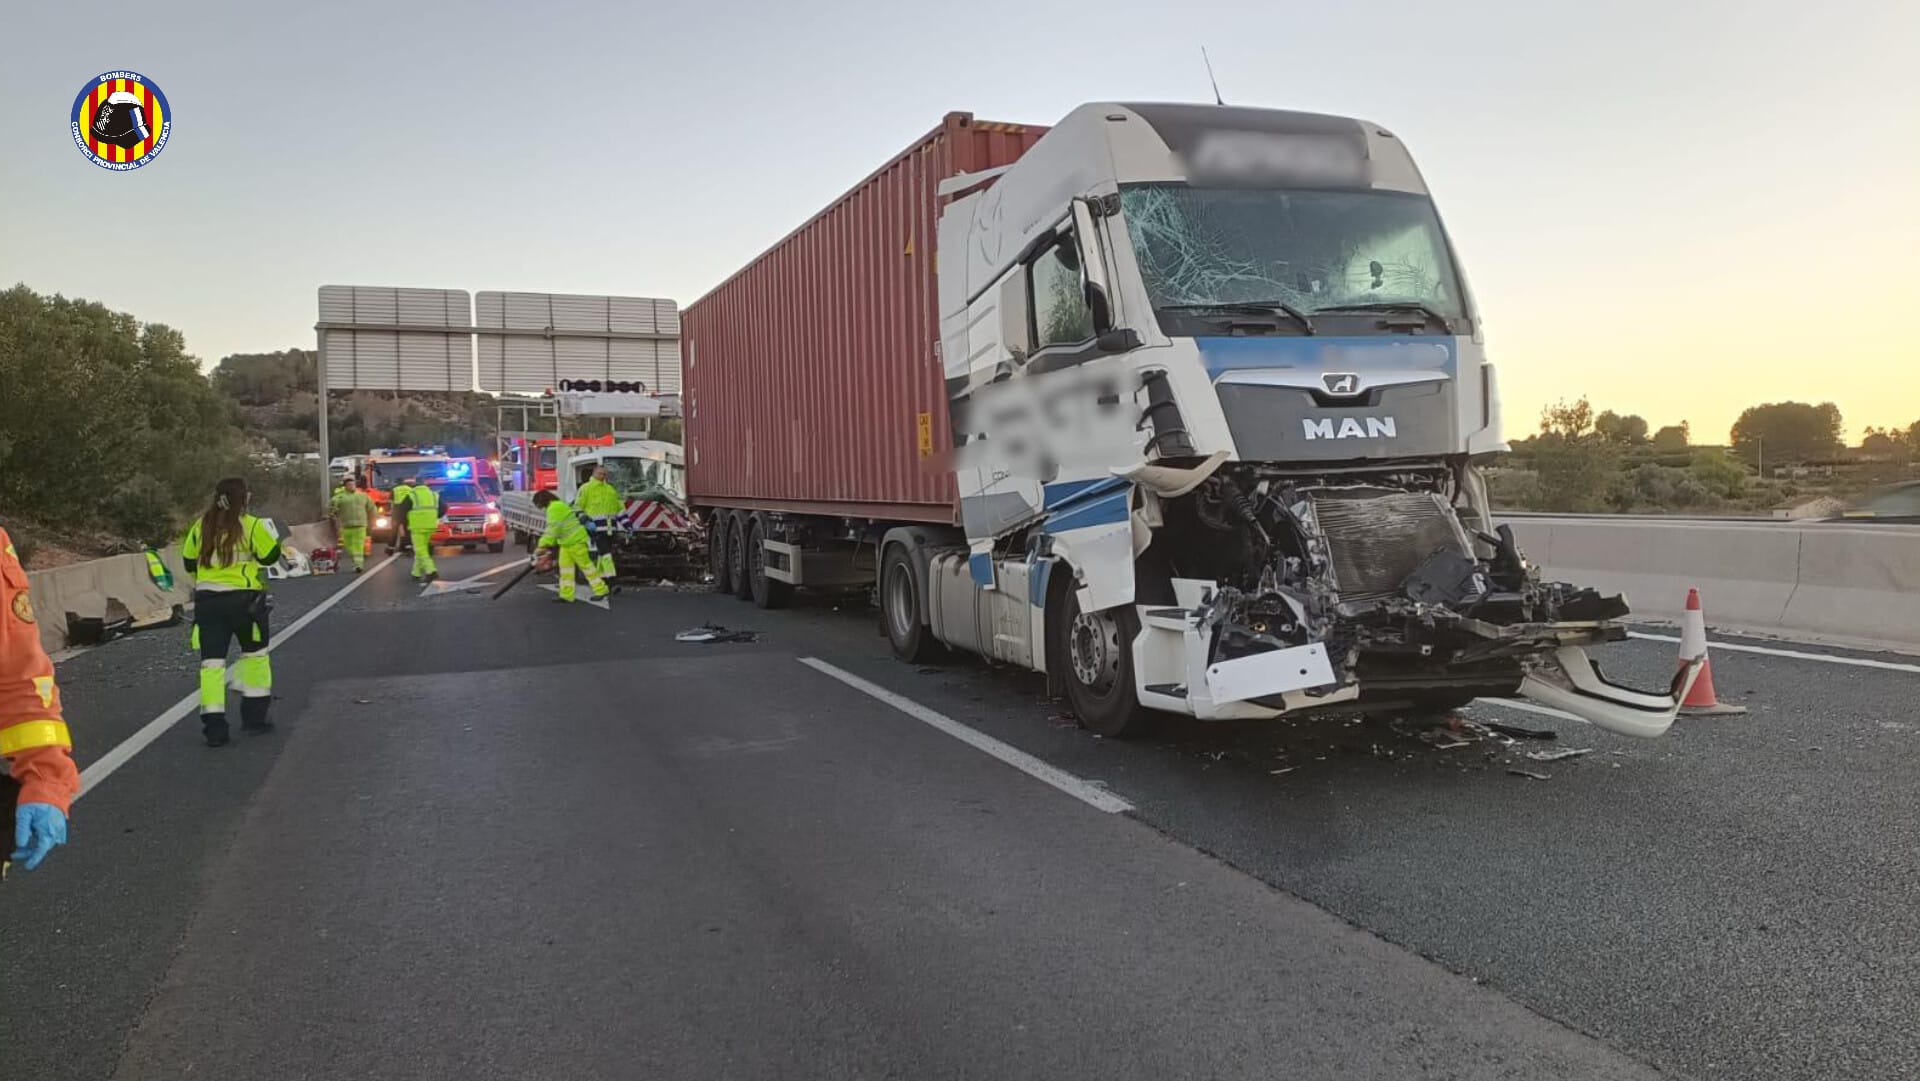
[798,657,1133,814]
[536,583,610,610]
[1626,631,1920,675]
[75,555,399,799]
[420,557,527,595]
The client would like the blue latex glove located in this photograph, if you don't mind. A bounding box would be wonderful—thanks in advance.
[12,802,68,871]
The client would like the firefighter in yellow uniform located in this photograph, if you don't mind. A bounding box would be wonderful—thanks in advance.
[180,478,282,747]
[408,480,444,582]
[575,465,626,581]
[532,490,610,603]
[329,476,375,572]
[1,526,81,873]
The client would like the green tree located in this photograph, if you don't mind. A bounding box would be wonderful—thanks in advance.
[1531,397,1622,512]
[1594,410,1650,445]
[0,284,254,544]
[1689,448,1750,499]
[211,349,315,405]
[1729,401,1843,469]
[1860,426,1912,462]
[1651,422,1691,452]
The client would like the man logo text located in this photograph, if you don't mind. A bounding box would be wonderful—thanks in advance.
[1303,417,1397,440]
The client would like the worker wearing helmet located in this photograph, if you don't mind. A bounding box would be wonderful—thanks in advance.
[532,490,610,604]
[0,526,80,875]
[407,478,444,582]
[575,464,626,581]
[180,478,282,748]
[329,476,375,573]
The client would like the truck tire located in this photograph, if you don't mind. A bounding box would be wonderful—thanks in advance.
[709,512,734,594]
[1051,585,1151,738]
[728,516,754,601]
[747,516,792,610]
[880,544,940,663]
[487,541,505,554]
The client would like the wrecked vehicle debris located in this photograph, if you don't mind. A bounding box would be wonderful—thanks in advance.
[1525,747,1594,763]
[1138,463,1701,737]
[674,625,760,644]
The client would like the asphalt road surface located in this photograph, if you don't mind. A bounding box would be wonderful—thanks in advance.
[5,549,1916,1080]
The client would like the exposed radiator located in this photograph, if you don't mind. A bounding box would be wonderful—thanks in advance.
[1308,489,1472,599]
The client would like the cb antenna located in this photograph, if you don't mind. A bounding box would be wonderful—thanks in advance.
[1202,46,1226,106]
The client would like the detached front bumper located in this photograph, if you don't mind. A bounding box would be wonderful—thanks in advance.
[1519,646,1705,739]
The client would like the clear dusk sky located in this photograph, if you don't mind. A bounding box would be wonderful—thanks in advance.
[2,0,1915,444]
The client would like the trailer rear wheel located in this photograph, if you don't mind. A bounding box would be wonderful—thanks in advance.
[881,545,940,663]
[728,516,753,601]
[709,512,734,594]
[1053,587,1151,738]
[747,516,792,610]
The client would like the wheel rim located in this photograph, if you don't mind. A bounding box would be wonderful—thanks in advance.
[729,525,746,586]
[884,561,916,642]
[1068,607,1121,693]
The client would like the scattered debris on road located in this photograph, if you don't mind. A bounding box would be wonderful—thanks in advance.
[1508,768,1551,781]
[1525,747,1594,763]
[674,624,761,644]
[1484,721,1557,741]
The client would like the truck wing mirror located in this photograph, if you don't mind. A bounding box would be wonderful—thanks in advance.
[1070,197,1115,332]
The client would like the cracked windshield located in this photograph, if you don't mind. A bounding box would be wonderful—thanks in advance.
[1121,184,1464,326]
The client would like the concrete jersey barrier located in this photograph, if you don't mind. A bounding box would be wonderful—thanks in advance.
[1506,517,1920,651]
[24,520,331,654]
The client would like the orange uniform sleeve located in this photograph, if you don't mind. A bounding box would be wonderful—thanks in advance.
[0,528,80,814]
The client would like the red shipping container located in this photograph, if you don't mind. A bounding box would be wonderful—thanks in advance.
[684,112,1046,524]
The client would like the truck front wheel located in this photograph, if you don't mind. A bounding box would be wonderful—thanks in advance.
[1052,587,1151,738]
[881,545,940,663]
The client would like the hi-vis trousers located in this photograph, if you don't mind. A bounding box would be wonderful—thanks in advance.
[191,590,272,738]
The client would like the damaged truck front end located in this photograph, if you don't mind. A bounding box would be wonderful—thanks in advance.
[1129,461,1701,737]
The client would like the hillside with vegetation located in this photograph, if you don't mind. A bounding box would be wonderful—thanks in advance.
[0,285,498,567]
[1491,398,1920,515]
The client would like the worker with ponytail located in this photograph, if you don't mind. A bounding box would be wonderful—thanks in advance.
[180,478,282,747]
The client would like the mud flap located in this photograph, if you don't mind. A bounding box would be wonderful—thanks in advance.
[1518,646,1705,739]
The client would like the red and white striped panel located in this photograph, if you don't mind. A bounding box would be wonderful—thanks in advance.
[621,500,689,532]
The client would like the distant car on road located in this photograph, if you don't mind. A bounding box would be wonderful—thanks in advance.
[1828,481,1920,523]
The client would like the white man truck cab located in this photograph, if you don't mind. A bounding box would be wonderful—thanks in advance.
[897,102,1699,737]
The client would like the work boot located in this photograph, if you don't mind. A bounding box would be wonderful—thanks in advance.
[203,716,231,748]
[240,697,273,734]
[354,564,365,574]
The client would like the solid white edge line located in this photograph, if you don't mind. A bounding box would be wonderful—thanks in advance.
[797,657,1134,814]
[1626,631,1920,675]
[75,554,400,799]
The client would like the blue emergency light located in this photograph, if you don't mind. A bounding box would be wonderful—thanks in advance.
[445,461,471,479]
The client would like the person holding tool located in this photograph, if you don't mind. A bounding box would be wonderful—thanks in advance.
[1,526,80,875]
[180,477,282,748]
[575,463,625,581]
[532,490,611,604]
[329,475,376,573]
[407,476,445,582]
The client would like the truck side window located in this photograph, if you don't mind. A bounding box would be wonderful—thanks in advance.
[1030,237,1095,349]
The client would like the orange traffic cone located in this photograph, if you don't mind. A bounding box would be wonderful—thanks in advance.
[1677,588,1748,716]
